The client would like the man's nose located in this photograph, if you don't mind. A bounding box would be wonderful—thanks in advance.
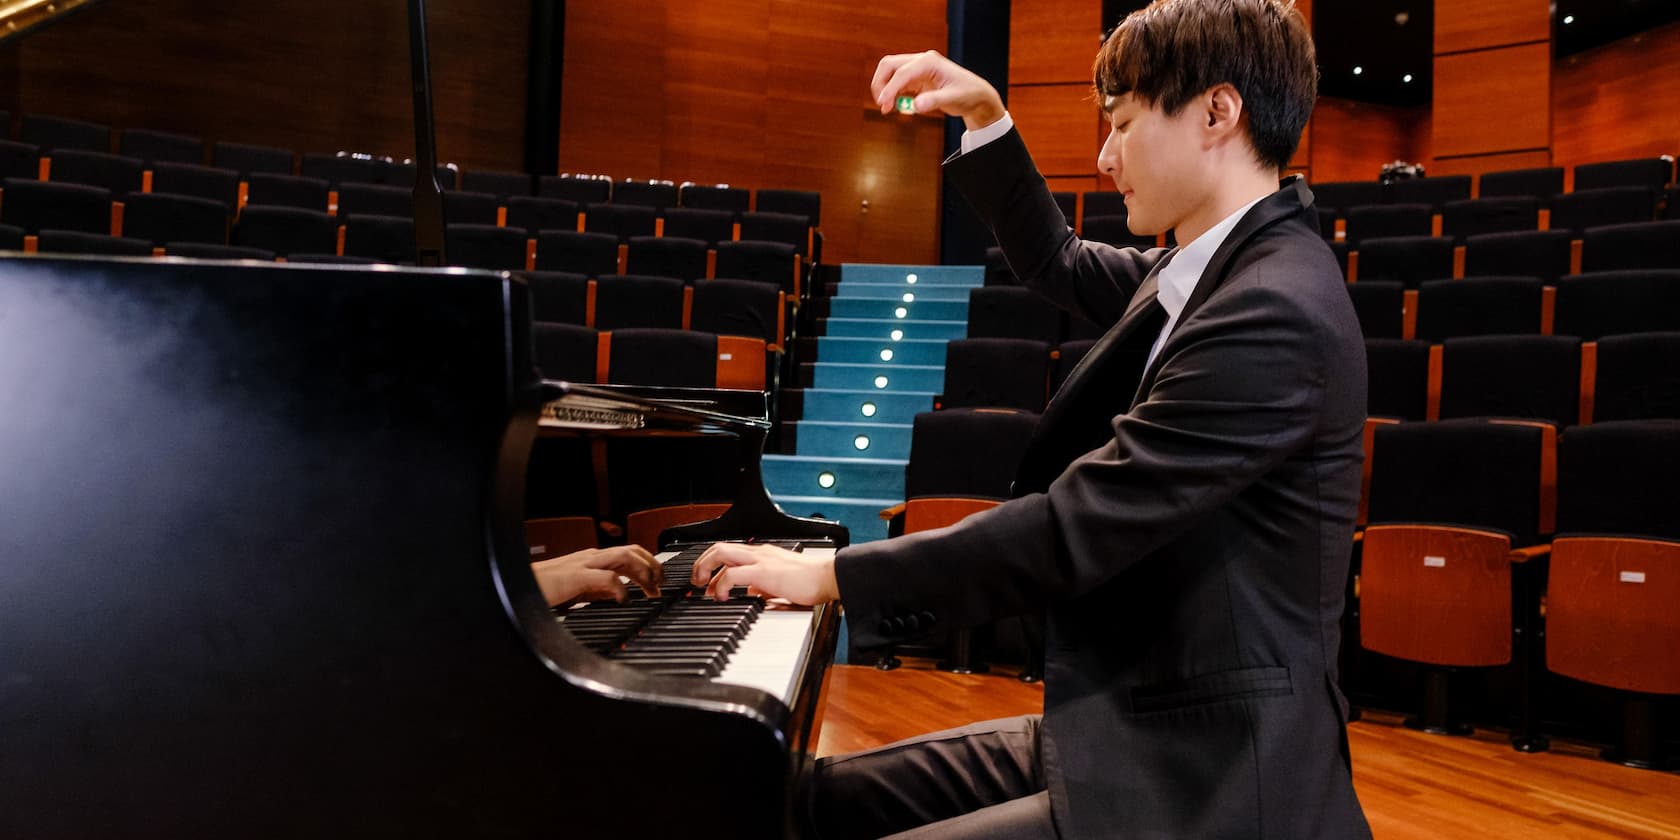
[1097,132,1120,178]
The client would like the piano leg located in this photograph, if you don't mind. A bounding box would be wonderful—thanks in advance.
[875,644,903,671]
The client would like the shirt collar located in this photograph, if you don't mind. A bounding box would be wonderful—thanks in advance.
[1155,195,1266,320]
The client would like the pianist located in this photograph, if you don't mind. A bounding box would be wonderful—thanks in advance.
[691,0,1372,837]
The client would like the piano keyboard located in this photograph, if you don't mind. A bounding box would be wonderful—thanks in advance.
[557,542,836,706]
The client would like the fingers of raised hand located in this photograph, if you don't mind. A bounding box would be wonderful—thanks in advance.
[872,50,949,113]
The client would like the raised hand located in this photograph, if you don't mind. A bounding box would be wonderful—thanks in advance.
[533,544,663,607]
[689,542,841,606]
[871,50,1007,131]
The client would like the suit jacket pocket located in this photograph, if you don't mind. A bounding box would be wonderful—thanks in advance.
[1129,666,1293,714]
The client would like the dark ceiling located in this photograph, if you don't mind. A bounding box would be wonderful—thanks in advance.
[1102,0,1680,110]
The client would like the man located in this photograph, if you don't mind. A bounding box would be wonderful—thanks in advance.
[693,0,1371,836]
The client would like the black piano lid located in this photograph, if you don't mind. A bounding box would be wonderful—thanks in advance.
[0,254,810,838]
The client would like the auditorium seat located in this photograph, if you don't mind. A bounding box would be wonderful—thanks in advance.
[0,178,111,235]
[1440,197,1539,242]
[1309,180,1384,217]
[539,174,611,204]
[45,149,144,197]
[524,271,591,327]
[337,183,414,220]
[1439,335,1581,426]
[119,128,203,166]
[1062,313,1104,342]
[612,180,678,210]
[1345,281,1404,339]
[967,286,1061,343]
[441,190,500,227]
[755,189,821,226]
[582,203,657,242]
[1591,332,1680,422]
[1386,175,1471,211]
[1553,270,1680,339]
[624,235,708,283]
[163,242,274,261]
[882,408,1040,672]
[1344,203,1432,247]
[691,278,783,346]
[1665,185,1680,220]
[679,183,749,212]
[1082,214,1156,249]
[233,205,336,257]
[1572,157,1676,193]
[340,214,416,263]
[288,254,378,265]
[1478,166,1564,204]
[1052,339,1098,392]
[121,192,230,246]
[1548,420,1680,768]
[301,152,380,188]
[532,321,600,383]
[535,230,619,275]
[1365,338,1432,421]
[1314,206,1338,240]
[1360,419,1552,737]
[1463,229,1574,283]
[35,230,152,256]
[738,211,810,258]
[149,162,240,212]
[506,196,580,235]
[20,113,109,153]
[0,139,41,180]
[1415,276,1544,341]
[1355,235,1453,287]
[384,162,458,190]
[445,224,527,271]
[1580,220,1680,272]
[244,173,330,212]
[1080,191,1127,224]
[606,327,716,387]
[661,207,735,246]
[1547,187,1657,234]
[0,223,23,251]
[211,141,295,177]
[1328,240,1350,278]
[1050,191,1077,228]
[714,240,799,294]
[941,338,1052,413]
[593,274,685,330]
[460,169,532,200]
[982,245,1019,287]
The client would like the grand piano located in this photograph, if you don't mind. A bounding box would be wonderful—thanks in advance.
[0,254,843,837]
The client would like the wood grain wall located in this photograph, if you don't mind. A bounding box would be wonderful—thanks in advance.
[0,0,530,171]
[1308,98,1429,184]
[558,1,948,265]
[1552,20,1680,177]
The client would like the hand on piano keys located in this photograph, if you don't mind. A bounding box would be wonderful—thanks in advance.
[691,542,841,606]
[532,545,663,607]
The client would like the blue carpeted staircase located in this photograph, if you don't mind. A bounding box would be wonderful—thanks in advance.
[763,263,984,544]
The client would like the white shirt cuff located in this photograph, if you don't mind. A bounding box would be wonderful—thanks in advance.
[959,112,1014,156]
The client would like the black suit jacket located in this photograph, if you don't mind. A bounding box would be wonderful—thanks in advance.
[836,128,1372,838]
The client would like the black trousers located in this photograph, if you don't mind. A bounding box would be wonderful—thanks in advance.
[803,715,1059,839]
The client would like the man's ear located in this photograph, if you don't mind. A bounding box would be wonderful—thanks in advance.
[1204,84,1245,136]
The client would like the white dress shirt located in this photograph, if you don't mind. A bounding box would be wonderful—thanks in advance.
[960,111,1263,371]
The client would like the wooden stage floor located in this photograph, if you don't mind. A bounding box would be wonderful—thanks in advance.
[814,662,1680,839]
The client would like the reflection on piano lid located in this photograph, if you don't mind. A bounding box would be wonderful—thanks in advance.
[539,380,772,434]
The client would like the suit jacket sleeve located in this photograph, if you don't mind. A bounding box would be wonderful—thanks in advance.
[837,265,1330,647]
[944,126,1170,326]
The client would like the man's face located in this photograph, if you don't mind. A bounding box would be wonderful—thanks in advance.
[1097,93,1211,237]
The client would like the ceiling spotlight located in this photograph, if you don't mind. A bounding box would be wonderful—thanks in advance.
[1563,15,1574,24]
[1403,74,1414,83]
[1353,66,1363,76]
[1394,11,1409,25]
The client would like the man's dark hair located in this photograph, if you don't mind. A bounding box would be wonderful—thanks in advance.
[1094,0,1317,170]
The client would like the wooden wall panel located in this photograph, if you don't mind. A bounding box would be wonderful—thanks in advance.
[1009,85,1102,178]
[1308,97,1428,183]
[0,0,530,170]
[1011,0,1102,86]
[1433,43,1551,159]
[1552,21,1680,174]
[1436,0,1550,55]
[560,0,947,264]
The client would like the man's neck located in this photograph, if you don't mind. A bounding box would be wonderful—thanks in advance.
[1175,169,1282,247]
